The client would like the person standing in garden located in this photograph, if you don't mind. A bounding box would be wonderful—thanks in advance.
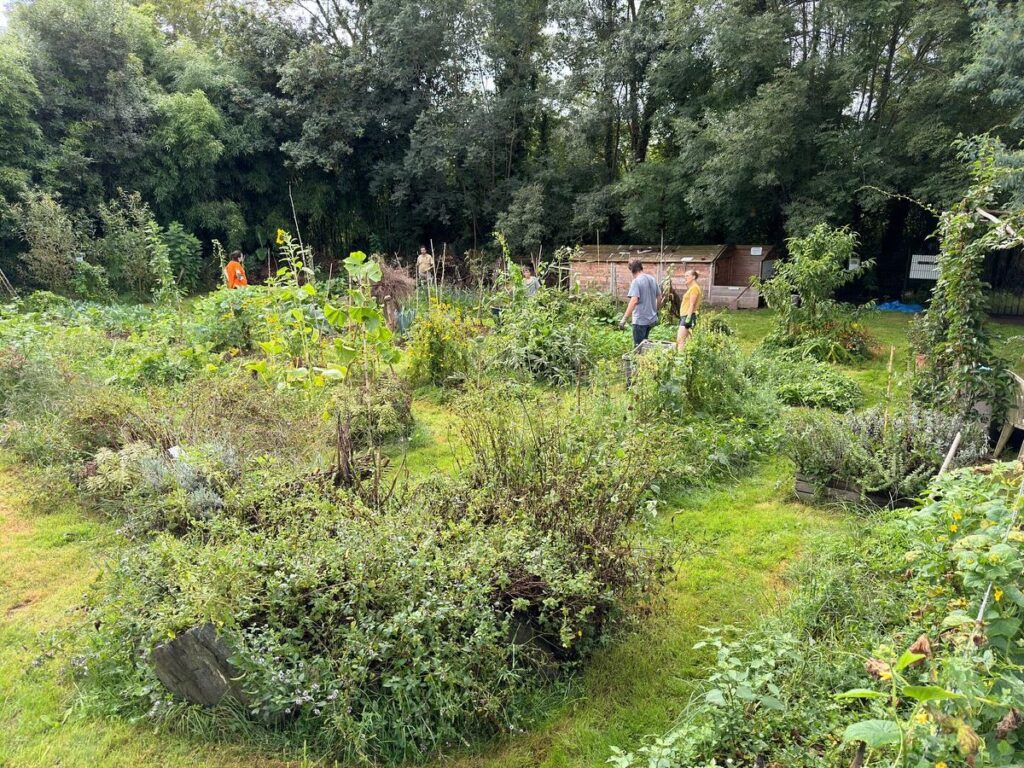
[225,250,248,289]
[523,264,540,296]
[416,245,434,286]
[619,258,661,347]
[677,268,702,350]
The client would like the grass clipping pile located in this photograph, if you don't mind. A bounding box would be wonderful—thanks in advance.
[79,388,667,764]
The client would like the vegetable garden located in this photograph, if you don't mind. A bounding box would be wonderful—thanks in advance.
[4,0,1024,764]
[3,199,1024,768]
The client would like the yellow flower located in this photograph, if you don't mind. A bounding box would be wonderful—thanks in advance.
[952,511,962,521]
[949,524,958,533]
[936,762,948,768]
[995,588,1004,602]
[914,711,930,724]
[276,228,287,245]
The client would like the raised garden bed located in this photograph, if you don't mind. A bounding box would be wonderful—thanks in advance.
[794,473,906,509]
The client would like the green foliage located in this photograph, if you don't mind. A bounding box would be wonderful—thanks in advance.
[631,331,771,423]
[831,465,1024,766]
[746,350,863,411]
[8,190,108,300]
[407,300,476,387]
[327,376,414,448]
[78,390,666,764]
[495,184,546,257]
[245,236,399,388]
[609,467,1024,766]
[759,225,873,363]
[487,290,628,385]
[3,0,1013,290]
[609,531,908,768]
[787,404,989,502]
[913,137,1021,418]
[187,287,269,353]
[0,40,41,202]
[162,221,203,294]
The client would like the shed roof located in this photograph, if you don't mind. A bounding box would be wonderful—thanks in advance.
[574,244,727,264]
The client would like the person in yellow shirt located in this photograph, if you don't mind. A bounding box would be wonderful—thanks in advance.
[415,245,434,286]
[225,250,248,289]
[676,268,702,350]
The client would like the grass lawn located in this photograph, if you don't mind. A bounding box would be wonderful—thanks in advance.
[0,458,298,768]
[2,307,1019,768]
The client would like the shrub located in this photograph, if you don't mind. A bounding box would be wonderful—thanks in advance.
[487,290,630,384]
[16,290,74,315]
[9,191,111,300]
[787,404,988,502]
[327,377,414,448]
[407,300,476,386]
[79,388,667,764]
[187,287,271,353]
[93,190,159,299]
[84,441,239,536]
[162,221,203,294]
[758,224,874,362]
[746,350,862,411]
[631,330,774,423]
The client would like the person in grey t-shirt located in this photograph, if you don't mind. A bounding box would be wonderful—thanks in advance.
[522,264,540,296]
[619,258,662,347]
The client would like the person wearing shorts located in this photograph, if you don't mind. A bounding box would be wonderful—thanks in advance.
[677,269,702,350]
[619,258,661,347]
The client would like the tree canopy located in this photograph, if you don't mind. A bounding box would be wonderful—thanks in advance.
[0,0,1021,293]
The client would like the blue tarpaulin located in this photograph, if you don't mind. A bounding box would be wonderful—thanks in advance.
[876,301,924,313]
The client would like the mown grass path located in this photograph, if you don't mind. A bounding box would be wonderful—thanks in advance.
[431,458,851,768]
[0,459,293,768]
[0,450,849,768]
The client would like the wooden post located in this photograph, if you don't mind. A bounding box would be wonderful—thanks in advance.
[938,431,963,476]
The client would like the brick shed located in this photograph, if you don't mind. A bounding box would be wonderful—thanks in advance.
[569,244,776,309]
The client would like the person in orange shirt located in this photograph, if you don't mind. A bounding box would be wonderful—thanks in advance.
[225,250,248,289]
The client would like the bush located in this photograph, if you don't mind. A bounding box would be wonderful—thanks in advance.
[758,224,874,363]
[187,287,271,352]
[746,350,862,411]
[787,404,988,502]
[83,440,239,536]
[79,388,667,763]
[487,290,630,384]
[162,221,204,294]
[407,300,476,386]
[327,377,413,448]
[631,330,774,423]
[9,191,112,300]
[93,191,159,299]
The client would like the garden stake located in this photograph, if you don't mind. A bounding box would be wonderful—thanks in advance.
[0,266,16,298]
[882,345,895,434]
[288,182,305,252]
[938,431,962,476]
